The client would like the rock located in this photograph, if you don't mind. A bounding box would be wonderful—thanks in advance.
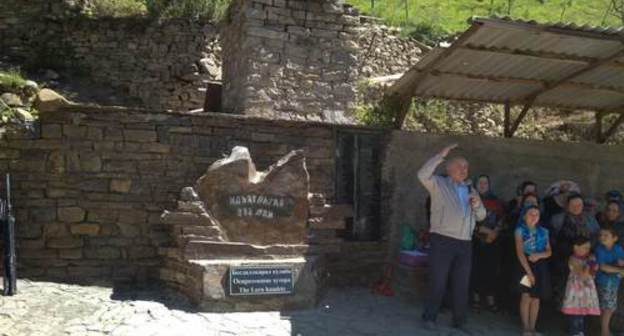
[14,108,34,121]
[180,187,199,201]
[23,80,39,96]
[198,58,220,78]
[58,207,86,223]
[0,92,24,107]
[70,223,100,236]
[195,146,310,244]
[44,69,60,80]
[110,179,132,193]
[33,89,71,113]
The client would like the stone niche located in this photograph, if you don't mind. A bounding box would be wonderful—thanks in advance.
[159,146,328,311]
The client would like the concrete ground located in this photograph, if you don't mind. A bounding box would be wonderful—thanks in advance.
[0,278,593,336]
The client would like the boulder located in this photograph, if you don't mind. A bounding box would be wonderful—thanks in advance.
[195,146,310,244]
[14,108,34,122]
[0,92,24,107]
[33,89,70,113]
[23,80,39,96]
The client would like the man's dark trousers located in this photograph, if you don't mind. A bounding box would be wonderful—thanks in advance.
[422,233,473,326]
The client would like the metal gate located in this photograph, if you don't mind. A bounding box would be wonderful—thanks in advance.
[335,130,384,241]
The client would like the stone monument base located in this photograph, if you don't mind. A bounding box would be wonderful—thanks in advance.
[160,243,327,312]
[194,256,325,312]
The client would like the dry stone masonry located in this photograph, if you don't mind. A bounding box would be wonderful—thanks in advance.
[221,0,362,122]
[0,0,427,118]
[0,100,363,284]
[0,0,221,112]
[356,23,426,78]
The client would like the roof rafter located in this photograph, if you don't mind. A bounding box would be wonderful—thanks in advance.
[518,48,624,103]
[390,23,484,128]
[459,44,594,65]
[427,69,624,97]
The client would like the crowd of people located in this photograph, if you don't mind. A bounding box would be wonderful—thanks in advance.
[417,144,624,336]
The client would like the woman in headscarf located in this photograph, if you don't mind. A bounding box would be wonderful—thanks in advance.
[508,181,538,215]
[471,175,506,312]
[597,200,624,240]
[542,180,580,228]
[549,193,601,305]
[499,192,541,314]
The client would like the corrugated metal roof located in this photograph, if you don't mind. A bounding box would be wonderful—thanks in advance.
[389,16,624,113]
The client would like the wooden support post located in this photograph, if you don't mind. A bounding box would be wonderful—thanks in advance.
[599,113,624,144]
[508,102,533,137]
[392,96,413,129]
[503,101,511,137]
[503,100,533,138]
[595,111,605,143]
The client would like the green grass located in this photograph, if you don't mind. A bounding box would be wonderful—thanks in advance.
[349,0,623,41]
[0,68,27,90]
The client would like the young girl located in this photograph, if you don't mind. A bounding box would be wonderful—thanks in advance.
[515,205,551,336]
[594,226,624,336]
[561,236,601,336]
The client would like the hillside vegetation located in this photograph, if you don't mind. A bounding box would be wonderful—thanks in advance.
[349,0,623,43]
[88,0,230,21]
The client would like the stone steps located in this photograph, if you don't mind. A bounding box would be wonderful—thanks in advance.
[192,256,324,312]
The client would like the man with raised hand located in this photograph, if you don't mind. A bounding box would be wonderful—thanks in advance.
[419,143,486,335]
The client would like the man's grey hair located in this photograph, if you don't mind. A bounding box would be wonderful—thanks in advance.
[445,156,468,170]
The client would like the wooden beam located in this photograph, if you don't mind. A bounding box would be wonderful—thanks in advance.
[600,113,624,144]
[595,111,605,143]
[405,91,624,113]
[520,48,624,103]
[460,44,624,72]
[473,17,624,42]
[504,100,534,138]
[503,101,511,137]
[459,44,594,65]
[391,96,413,129]
[427,69,624,97]
[389,22,484,129]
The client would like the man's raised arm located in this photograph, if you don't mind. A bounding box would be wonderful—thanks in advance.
[417,144,457,192]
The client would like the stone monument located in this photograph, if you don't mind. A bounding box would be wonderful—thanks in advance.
[159,146,326,311]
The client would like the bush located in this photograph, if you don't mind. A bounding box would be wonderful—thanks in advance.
[405,22,452,46]
[144,0,231,21]
[0,68,27,91]
[91,0,147,17]
[88,0,231,21]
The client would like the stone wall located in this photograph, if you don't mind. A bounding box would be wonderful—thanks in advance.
[1,0,425,118]
[0,1,220,111]
[221,0,361,122]
[355,23,425,78]
[382,132,624,258]
[0,104,353,283]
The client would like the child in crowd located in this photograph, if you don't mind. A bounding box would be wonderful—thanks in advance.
[561,236,601,336]
[594,226,624,336]
[514,205,551,336]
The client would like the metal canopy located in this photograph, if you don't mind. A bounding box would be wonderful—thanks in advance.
[387,16,624,142]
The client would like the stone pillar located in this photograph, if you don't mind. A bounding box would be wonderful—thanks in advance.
[221,0,361,123]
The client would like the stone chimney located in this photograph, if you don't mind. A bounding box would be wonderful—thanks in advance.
[221,0,361,123]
